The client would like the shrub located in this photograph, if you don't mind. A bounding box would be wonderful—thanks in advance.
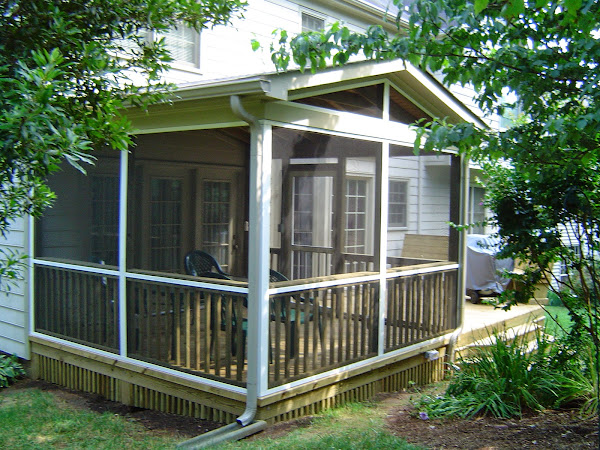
[415,327,575,419]
[0,354,25,387]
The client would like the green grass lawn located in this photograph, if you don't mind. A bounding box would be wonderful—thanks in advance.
[222,401,422,449]
[0,304,575,450]
[1,385,422,450]
[0,388,180,449]
[1,309,575,450]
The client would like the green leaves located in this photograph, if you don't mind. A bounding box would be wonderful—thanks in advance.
[0,0,247,281]
[0,354,25,388]
[474,0,490,14]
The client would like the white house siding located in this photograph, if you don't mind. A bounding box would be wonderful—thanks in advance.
[163,0,393,84]
[387,155,420,257]
[0,218,29,359]
[419,166,451,236]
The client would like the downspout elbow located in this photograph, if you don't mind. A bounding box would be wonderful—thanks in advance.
[231,95,258,126]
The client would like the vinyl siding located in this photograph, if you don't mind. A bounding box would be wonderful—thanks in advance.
[0,217,29,359]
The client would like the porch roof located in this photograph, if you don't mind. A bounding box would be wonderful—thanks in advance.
[168,59,486,128]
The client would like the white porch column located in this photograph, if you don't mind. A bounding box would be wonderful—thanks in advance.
[378,142,390,356]
[247,121,272,399]
[118,149,129,357]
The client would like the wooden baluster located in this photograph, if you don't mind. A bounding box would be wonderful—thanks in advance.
[194,290,201,371]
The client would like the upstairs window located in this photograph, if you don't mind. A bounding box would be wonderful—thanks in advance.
[114,22,200,69]
[158,24,200,68]
[302,12,325,32]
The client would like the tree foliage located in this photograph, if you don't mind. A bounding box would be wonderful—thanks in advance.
[0,0,245,282]
[271,0,600,415]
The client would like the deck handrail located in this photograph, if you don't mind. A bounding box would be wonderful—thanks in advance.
[269,261,458,294]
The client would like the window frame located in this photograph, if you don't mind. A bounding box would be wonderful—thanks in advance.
[155,23,201,70]
[468,186,486,234]
[300,10,326,33]
[388,179,409,230]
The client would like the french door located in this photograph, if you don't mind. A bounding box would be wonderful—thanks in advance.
[135,165,245,275]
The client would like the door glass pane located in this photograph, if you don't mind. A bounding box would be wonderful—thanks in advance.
[90,175,120,265]
[292,176,333,248]
[345,179,368,254]
[150,178,182,272]
[291,175,333,278]
[202,181,231,271]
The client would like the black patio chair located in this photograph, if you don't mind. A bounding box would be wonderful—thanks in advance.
[269,269,323,357]
[184,250,229,277]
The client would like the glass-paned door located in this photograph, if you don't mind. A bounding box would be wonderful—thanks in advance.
[201,180,232,273]
[344,179,368,254]
[90,175,119,266]
[290,174,334,279]
[149,177,185,272]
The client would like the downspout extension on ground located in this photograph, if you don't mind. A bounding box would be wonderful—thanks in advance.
[177,94,267,448]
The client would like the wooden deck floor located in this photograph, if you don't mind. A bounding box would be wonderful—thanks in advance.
[463,300,545,333]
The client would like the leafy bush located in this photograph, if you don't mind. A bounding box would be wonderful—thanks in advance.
[0,354,25,387]
[414,328,584,419]
[547,291,563,307]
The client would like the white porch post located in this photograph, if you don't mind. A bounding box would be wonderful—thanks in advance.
[457,155,470,329]
[118,149,129,357]
[247,121,272,400]
[379,83,390,356]
[378,142,390,356]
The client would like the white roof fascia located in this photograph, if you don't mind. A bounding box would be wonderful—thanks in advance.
[403,65,487,127]
[269,59,409,93]
[268,60,485,126]
[326,0,400,20]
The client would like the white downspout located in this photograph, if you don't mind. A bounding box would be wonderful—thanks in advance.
[178,95,271,449]
[230,95,270,426]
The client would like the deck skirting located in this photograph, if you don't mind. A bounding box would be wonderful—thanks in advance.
[30,335,447,424]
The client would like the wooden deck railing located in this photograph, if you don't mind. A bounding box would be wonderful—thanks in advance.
[35,265,119,353]
[268,277,380,387]
[34,261,458,389]
[126,278,248,384]
[267,262,458,387]
[385,265,458,351]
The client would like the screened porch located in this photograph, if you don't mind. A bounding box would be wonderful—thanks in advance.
[30,64,478,420]
[34,125,460,388]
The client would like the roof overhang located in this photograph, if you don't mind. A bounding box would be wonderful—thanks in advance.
[266,59,486,127]
[131,59,486,131]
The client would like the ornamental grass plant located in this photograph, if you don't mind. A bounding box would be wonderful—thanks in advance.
[415,326,596,420]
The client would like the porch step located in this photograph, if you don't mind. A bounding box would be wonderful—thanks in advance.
[456,315,546,359]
